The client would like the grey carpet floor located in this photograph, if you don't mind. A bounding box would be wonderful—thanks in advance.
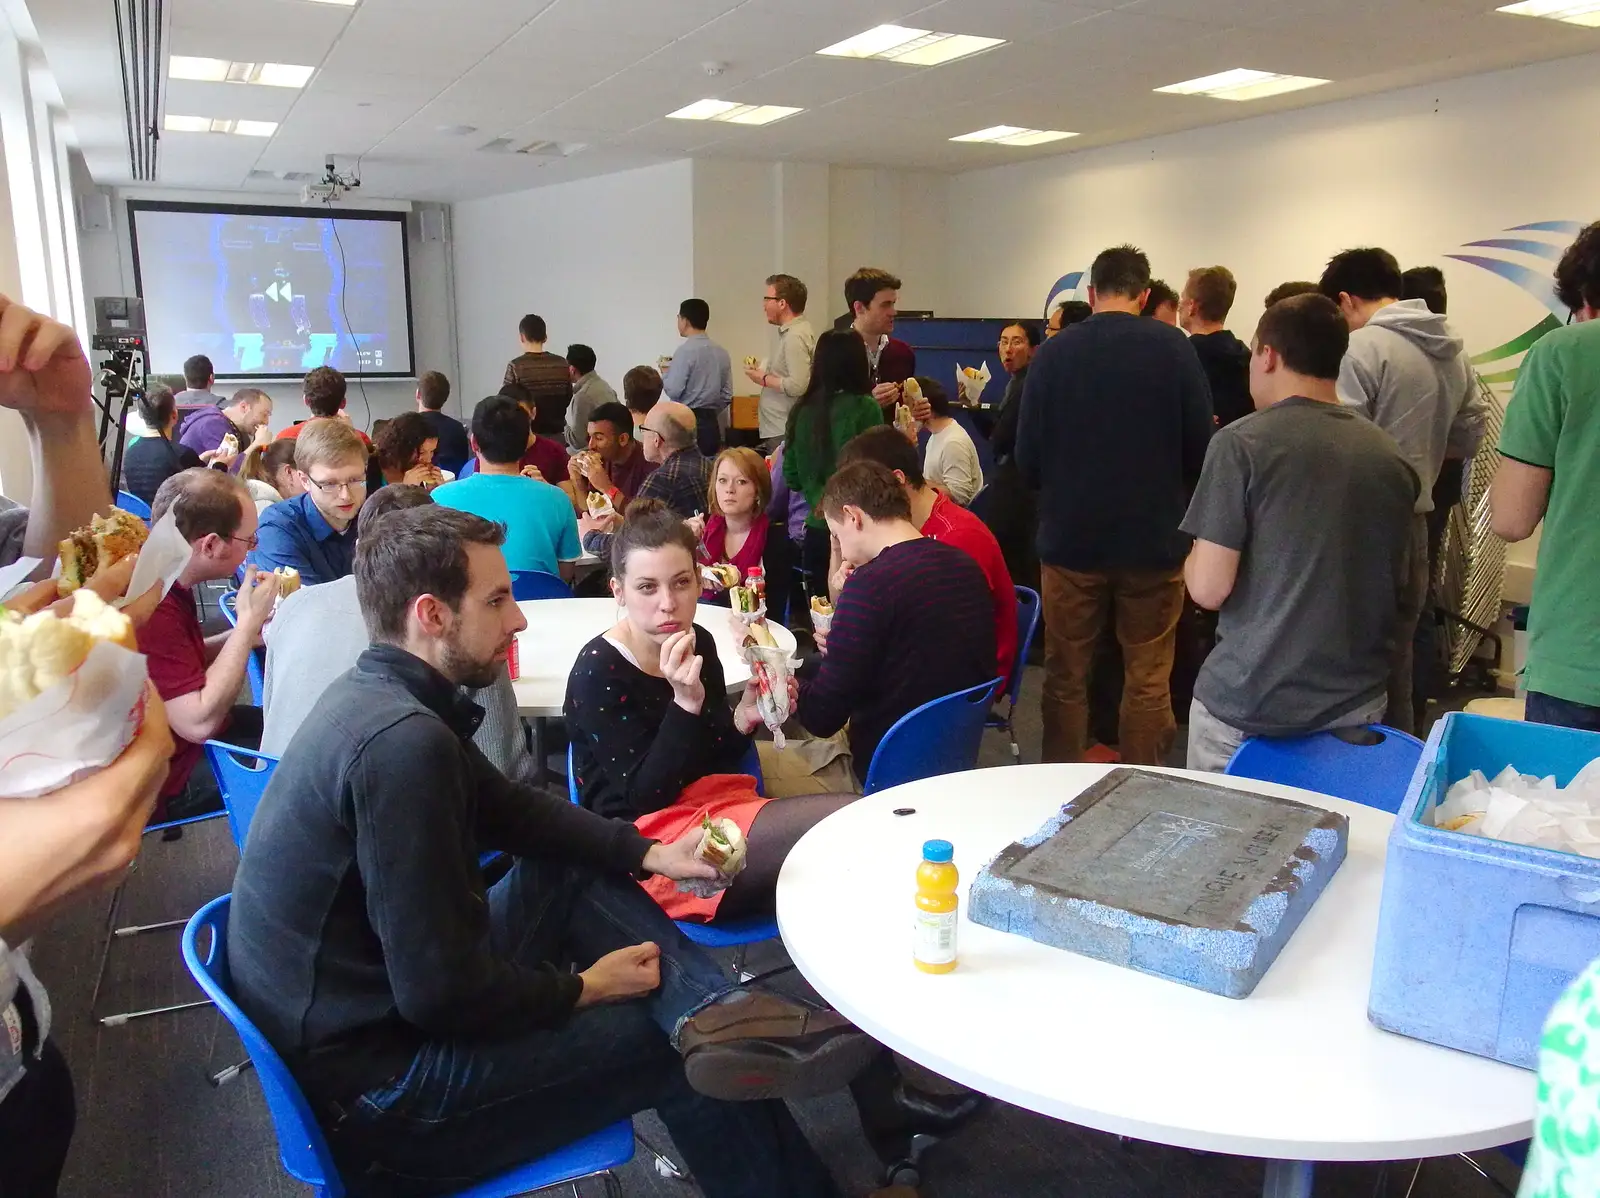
[29,667,1522,1197]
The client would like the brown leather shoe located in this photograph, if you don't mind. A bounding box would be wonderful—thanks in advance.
[680,992,880,1102]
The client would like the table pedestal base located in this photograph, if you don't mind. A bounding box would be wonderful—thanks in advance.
[1262,1159,1314,1198]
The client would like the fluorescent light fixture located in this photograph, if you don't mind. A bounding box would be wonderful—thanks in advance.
[665,99,803,125]
[304,0,359,5]
[950,125,1077,146]
[1495,0,1600,25]
[164,114,278,136]
[169,56,314,88]
[817,24,1004,66]
[1155,68,1329,102]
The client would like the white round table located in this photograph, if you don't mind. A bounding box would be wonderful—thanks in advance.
[776,764,1535,1198]
[511,599,796,717]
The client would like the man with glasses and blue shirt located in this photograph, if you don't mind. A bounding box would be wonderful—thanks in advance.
[252,418,369,585]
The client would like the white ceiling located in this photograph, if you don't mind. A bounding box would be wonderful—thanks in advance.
[28,0,1600,202]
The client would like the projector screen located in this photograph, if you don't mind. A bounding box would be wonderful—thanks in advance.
[129,202,415,380]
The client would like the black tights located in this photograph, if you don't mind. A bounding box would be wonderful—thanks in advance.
[711,791,859,924]
[0,1039,75,1197]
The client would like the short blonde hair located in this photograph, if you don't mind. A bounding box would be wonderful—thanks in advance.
[294,418,368,473]
[707,446,771,515]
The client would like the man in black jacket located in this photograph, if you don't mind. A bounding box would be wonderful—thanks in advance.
[1180,266,1253,428]
[1017,245,1214,767]
[229,505,868,1197]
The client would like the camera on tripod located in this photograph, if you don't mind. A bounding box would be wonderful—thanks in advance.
[91,297,150,486]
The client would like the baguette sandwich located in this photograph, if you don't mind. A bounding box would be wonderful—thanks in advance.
[274,566,301,598]
[742,622,778,649]
[0,590,136,721]
[702,562,740,590]
[695,815,748,877]
[743,355,760,369]
[729,585,760,614]
[809,596,834,618]
[901,377,923,403]
[57,508,149,597]
[586,490,615,518]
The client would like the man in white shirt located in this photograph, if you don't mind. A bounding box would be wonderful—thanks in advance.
[745,273,817,451]
[914,377,982,506]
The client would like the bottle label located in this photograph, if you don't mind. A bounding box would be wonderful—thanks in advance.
[914,909,958,967]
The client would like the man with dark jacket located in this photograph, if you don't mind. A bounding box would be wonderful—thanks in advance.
[1180,266,1253,428]
[1017,244,1214,767]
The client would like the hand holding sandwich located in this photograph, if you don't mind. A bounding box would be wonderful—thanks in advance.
[233,566,281,643]
[660,629,705,715]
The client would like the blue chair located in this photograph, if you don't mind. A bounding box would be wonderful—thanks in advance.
[987,586,1043,763]
[218,590,266,706]
[458,455,477,479]
[863,678,1001,795]
[510,570,573,601]
[203,742,281,852]
[116,489,153,522]
[1224,724,1424,814]
[566,741,779,973]
[183,896,634,1198]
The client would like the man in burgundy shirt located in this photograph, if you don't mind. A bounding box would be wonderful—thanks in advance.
[840,426,1017,682]
[137,468,280,818]
[844,267,916,417]
[565,401,655,515]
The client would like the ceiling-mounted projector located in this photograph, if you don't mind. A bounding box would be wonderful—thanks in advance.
[301,155,361,204]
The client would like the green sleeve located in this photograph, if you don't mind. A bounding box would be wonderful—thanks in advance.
[848,394,883,441]
[1499,336,1565,468]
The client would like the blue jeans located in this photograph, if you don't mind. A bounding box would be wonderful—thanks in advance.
[331,859,841,1198]
[1526,691,1600,733]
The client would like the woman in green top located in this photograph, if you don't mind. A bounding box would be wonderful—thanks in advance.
[782,329,883,603]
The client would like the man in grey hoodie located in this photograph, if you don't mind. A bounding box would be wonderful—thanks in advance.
[1319,247,1485,734]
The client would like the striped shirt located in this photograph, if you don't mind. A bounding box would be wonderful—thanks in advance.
[797,537,996,782]
[503,350,573,437]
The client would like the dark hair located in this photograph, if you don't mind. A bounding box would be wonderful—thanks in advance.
[374,411,436,472]
[679,298,710,330]
[787,329,871,463]
[1255,293,1350,381]
[356,483,432,537]
[471,396,530,464]
[518,313,548,343]
[1319,248,1404,304]
[838,424,925,487]
[1400,266,1448,315]
[1263,280,1320,308]
[1002,321,1041,348]
[417,370,451,410]
[918,375,953,417]
[303,366,347,416]
[1090,245,1151,299]
[821,460,913,523]
[609,498,699,580]
[588,401,633,439]
[566,343,597,375]
[152,467,247,542]
[1052,300,1092,327]
[1554,222,1600,313]
[1142,279,1180,317]
[497,380,536,419]
[137,383,176,433]
[1185,266,1237,323]
[767,273,808,315]
[240,438,297,489]
[183,354,213,389]
[356,506,506,643]
[622,365,663,414]
[226,386,269,413]
[844,268,901,316]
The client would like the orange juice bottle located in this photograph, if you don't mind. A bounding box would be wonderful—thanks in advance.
[913,840,959,974]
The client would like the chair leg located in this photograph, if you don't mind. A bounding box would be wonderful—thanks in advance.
[1452,1152,1516,1197]
[101,998,212,1027]
[635,1130,688,1182]
[210,1057,254,1087]
[89,883,127,1012]
[113,917,190,937]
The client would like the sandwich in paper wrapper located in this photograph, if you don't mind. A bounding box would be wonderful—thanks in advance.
[0,510,191,797]
[737,617,792,748]
[701,561,741,592]
[955,362,991,407]
[808,596,834,636]
[728,583,765,623]
[585,489,617,521]
[678,815,749,899]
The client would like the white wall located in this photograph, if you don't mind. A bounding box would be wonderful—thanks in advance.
[451,160,695,409]
[945,51,1600,372]
[73,187,458,430]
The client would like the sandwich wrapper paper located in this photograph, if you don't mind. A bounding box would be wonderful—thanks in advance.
[0,557,43,603]
[955,361,991,407]
[1433,760,1600,856]
[116,511,192,610]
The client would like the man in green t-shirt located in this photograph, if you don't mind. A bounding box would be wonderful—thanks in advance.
[1492,221,1600,731]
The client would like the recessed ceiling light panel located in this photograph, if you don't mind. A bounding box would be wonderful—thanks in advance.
[666,99,803,125]
[1155,68,1329,101]
[169,56,314,88]
[817,24,1004,65]
[951,125,1077,146]
[164,114,278,136]
[1495,0,1600,25]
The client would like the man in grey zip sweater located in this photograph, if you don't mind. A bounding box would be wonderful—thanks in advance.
[1320,247,1485,734]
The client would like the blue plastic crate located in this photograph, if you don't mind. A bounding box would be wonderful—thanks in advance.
[1369,712,1600,1069]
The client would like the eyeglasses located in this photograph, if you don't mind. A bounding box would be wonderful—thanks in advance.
[761,294,780,303]
[307,475,369,496]
[229,533,259,551]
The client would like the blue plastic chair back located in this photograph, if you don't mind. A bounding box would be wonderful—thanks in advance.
[185,898,636,1198]
[458,456,477,479]
[510,570,572,601]
[116,490,153,522]
[863,678,999,795]
[1224,724,1425,813]
[203,742,280,850]
[1006,586,1042,705]
[218,591,266,705]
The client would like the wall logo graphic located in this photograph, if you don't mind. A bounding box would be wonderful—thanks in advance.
[1446,219,1583,386]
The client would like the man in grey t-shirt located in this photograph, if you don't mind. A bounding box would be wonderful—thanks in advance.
[1181,294,1419,772]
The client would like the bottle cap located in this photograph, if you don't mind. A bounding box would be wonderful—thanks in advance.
[922,839,953,863]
